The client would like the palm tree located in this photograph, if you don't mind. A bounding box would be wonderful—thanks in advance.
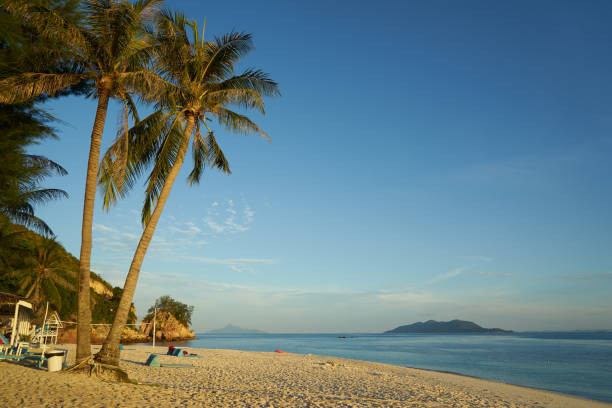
[0,0,163,362]
[0,134,69,236]
[21,238,67,309]
[0,217,27,275]
[94,11,279,366]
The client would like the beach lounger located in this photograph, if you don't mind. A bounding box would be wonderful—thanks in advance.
[145,354,193,368]
[167,346,202,357]
[0,345,46,368]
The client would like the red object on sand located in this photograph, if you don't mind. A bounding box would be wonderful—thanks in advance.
[274,349,287,353]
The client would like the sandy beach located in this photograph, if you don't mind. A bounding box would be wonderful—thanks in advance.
[0,345,609,408]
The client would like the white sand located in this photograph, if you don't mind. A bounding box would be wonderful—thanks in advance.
[0,344,610,407]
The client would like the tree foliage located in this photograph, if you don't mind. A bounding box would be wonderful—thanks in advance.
[99,11,280,225]
[147,295,194,327]
[0,0,81,235]
[0,218,135,323]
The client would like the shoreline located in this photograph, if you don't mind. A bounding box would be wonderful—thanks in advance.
[0,344,610,407]
[100,344,612,406]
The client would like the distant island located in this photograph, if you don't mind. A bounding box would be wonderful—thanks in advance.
[206,324,267,334]
[384,320,513,334]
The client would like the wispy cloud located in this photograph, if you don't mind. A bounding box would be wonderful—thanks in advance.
[202,199,254,235]
[168,221,202,235]
[90,197,274,290]
[93,224,117,233]
[128,268,612,332]
[425,267,465,285]
[184,255,276,275]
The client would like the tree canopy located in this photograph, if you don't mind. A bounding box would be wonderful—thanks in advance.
[147,295,194,327]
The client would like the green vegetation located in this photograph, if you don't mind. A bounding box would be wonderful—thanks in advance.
[1,0,167,361]
[0,218,136,324]
[145,295,194,327]
[0,0,86,236]
[1,0,278,369]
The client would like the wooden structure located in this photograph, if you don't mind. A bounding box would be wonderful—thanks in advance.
[0,292,34,346]
[34,311,63,344]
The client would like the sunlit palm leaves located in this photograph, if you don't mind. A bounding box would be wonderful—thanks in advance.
[0,0,164,105]
[100,11,280,225]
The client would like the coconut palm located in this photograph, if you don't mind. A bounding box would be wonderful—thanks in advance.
[0,217,27,274]
[21,237,70,312]
[0,142,69,237]
[0,0,164,362]
[94,11,279,366]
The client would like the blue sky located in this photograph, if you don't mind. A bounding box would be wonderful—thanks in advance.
[31,0,612,332]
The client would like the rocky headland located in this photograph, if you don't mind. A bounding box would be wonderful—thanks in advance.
[138,310,195,342]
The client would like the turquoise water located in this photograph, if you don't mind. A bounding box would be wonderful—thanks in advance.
[175,332,612,403]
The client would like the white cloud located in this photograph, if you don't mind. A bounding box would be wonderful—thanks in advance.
[121,232,139,240]
[425,267,465,285]
[93,224,117,233]
[202,199,254,235]
[244,205,254,222]
[169,222,202,234]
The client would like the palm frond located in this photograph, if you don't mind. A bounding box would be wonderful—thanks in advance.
[205,130,231,174]
[2,207,54,237]
[201,31,253,82]
[187,121,207,185]
[141,114,186,225]
[116,69,175,105]
[98,109,172,208]
[23,155,68,176]
[211,107,270,141]
[19,188,69,205]
[0,73,88,103]
[1,0,91,55]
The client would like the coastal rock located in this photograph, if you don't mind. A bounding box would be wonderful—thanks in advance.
[138,311,195,341]
[90,279,113,297]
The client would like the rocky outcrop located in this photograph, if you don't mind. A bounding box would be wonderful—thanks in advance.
[90,279,113,297]
[138,311,195,341]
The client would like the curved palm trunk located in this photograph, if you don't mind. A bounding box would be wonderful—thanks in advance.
[95,117,195,366]
[76,89,111,362]
[24,271,42,299]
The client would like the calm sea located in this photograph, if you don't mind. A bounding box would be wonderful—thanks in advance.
[172,332,612,403]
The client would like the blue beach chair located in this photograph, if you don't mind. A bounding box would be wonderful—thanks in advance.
[145,354,192,368]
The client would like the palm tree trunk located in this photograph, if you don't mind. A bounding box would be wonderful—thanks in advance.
[24,272,41,299]
[95,117,195,366]
[76,89,111,362]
